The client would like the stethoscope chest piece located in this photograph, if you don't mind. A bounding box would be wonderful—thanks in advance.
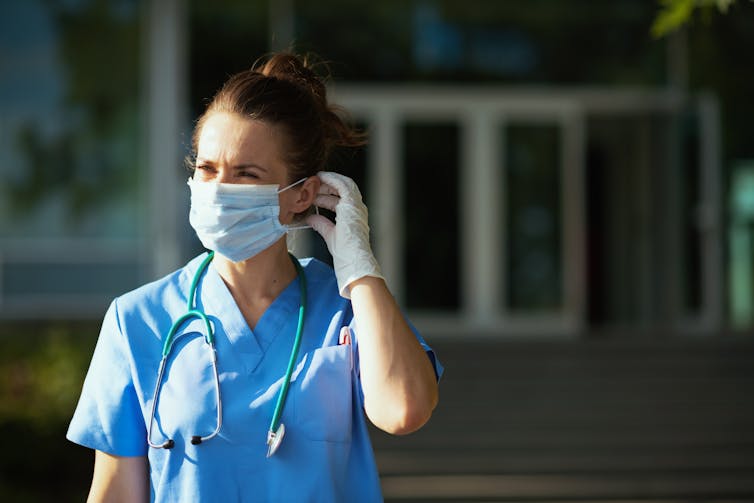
[266,424,285,457]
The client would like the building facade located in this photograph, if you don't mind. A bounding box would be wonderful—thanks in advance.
[0,0,741,337]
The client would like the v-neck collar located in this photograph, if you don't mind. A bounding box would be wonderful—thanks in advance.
[197,255,302,374]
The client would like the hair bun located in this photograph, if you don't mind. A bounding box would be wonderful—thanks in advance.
[257,52,365,153]
[258,53,327,108]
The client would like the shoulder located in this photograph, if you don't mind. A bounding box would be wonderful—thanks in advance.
[296,257,351,316]
[297,257,339,293]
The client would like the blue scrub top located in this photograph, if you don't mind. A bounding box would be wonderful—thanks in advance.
[67,253,443,503]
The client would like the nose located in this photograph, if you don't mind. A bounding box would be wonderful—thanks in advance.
[215,167,232,184]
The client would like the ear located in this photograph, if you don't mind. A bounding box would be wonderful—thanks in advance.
[290,176,321,214]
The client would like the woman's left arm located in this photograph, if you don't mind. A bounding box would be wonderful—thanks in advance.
[307,171,439,435]
[350,276,439,435]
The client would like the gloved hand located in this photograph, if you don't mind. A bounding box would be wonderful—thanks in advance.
[305,171,384,298]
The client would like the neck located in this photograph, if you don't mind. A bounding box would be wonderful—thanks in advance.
[212,239,297,318]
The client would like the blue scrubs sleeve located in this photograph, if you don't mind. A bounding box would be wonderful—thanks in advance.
[67,299,148,456]
[409,321,444,381]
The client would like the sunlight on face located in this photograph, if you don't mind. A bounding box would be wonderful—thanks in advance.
[194,112,312,224]
[194,112,290,186]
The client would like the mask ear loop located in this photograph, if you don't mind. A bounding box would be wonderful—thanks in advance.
[281,177,315,231]
[277,177,308,194]
[285,223,312,232]
[285,207,318,233]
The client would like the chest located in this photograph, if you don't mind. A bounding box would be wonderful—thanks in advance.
[140,309,356,455]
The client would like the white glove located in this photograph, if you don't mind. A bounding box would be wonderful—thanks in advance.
[305,171,384,298]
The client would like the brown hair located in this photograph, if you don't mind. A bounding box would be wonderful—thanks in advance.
[191,53,365,181]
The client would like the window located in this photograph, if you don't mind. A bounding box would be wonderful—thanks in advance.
[503,124,563,312]
[0,0,144,316]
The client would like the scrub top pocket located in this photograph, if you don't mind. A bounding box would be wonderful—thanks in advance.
[294,344,354,443]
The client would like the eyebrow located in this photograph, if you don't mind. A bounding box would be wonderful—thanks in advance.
[195,158,268,172]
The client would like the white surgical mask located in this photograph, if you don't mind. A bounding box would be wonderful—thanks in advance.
[187,177,308,263]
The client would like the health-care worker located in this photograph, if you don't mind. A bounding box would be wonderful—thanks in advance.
[67,52,443,502]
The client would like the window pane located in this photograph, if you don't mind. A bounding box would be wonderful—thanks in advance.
[679,110,702,314]
[0,0,143,240]
[504,124,562,311]
[188,0,268,120]
[0,0,145,316]
[403,123,460,310]
[729,163,754,329]
[296,0,664,85]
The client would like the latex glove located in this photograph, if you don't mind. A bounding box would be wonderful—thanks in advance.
[305,171,384,298]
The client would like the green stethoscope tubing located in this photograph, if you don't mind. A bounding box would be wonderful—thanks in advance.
[269,255,306,440]
[146,251,307,454]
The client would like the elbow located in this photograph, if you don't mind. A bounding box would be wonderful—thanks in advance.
[389,404,434,436]
[367,386,439,436]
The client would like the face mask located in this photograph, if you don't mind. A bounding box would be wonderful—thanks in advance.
[187,177,308,263]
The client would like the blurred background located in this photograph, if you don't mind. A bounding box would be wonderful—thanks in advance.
[1,0,753,501]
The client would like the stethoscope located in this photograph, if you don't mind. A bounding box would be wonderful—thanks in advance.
[147,251,307,457]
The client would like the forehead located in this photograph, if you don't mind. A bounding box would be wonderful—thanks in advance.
[197,112,286,166]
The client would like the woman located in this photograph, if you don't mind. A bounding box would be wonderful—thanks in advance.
[67,52,442,502]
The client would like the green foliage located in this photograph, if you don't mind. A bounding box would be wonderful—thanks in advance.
[652,0,751,37]
[0,322,99,501]
[0,322,97,429]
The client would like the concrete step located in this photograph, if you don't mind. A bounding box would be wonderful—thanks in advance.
[380,471,754,502]
[373,337,754,502]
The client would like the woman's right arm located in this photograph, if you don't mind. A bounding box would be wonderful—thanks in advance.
[87,450,148,503]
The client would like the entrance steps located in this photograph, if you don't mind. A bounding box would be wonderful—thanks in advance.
[372,337,754,502]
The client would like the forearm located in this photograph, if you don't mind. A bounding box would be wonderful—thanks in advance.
[350,276,439,435]
[308,171,439,433]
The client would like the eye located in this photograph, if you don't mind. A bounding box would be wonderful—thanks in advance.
[193,164,217,181]
[239,171,260,179]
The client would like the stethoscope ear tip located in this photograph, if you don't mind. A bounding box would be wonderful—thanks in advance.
[191,436,203,445]
[164,439,175,449]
